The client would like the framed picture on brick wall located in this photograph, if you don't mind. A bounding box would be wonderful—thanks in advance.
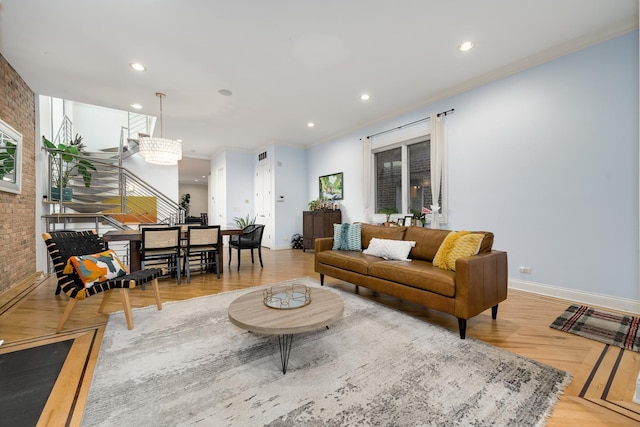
[0,119,22,194]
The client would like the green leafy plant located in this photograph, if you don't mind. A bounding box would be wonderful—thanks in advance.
[232,214,256,229]
[410,208,426,226]
[42,135,96,188]
[0,141,17,180]
[179,193,191,217]
[308,199,320,211]
[379,207,398,222]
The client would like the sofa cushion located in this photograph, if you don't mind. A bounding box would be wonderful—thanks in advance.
[316,250,383,275]
[332,223,362,251]
[404,227,451,261]
[360,223,407,249]
[368,259,456,297]
[363,238,416,261]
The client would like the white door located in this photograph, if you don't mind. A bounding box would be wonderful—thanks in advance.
[256,161,272,248]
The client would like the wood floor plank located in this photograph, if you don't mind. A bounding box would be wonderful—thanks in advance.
[0,248,639,426]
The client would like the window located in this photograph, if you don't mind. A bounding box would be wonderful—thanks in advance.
[0,119,22,194]
[374,137,444,221]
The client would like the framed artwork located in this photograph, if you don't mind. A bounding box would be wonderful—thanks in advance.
[319,172,343,200]
[404,215,414,226]
[0,119,22,194]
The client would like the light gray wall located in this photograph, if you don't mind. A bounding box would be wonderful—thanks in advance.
[307,31,639,306]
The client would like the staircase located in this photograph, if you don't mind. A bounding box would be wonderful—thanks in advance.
[43,115,184,233]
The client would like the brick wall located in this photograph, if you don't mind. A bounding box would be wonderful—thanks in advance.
[0,54,36,294]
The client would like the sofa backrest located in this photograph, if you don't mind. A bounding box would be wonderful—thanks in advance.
[360,223,407,249]
[406,227,495,261]
[404,227,450,261]
[360,223,495,262]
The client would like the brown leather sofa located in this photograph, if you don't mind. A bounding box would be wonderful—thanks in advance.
[314,223,508,339]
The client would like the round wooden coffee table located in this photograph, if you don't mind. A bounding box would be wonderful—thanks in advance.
[228,286,344,373]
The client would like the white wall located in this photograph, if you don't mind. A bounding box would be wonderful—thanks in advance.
[123,155,179,207]
[273,145,308,249]
[220,150,255,227]
[72,102,128,150]
[308,31,639,309]
[178,183,208,218]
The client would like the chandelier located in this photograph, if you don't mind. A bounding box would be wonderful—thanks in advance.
[139,92,182,165]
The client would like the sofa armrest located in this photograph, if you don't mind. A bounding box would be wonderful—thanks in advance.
[314,237,334,271]
[454,250,508,319]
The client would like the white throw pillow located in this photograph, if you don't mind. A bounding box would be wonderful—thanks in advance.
[363,238,416,261]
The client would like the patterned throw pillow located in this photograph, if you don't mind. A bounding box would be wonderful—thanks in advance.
[63,249,127,288]
[332,223,362,251]
[433,231,484,271]
[363,238,416,261]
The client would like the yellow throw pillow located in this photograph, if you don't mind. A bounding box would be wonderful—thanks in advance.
[445,233,484,271]
[433,231,484,271]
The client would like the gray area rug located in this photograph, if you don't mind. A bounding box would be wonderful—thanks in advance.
[83,277,571,426]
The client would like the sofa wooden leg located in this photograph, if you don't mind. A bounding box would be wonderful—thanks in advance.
[458,318,467,339]
[492,304,498,319]
[320,274,324,286]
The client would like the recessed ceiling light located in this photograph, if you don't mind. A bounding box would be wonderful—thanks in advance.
[307,122,315,128]
[130,63,146,71]
[458,41,474,52]
[360,94,370,101]
[218,89,233,96]
[130,103,142,109]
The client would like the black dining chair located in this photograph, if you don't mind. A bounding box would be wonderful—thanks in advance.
[228,224,265,271]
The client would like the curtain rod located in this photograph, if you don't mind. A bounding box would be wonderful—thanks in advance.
[365,108,454,139]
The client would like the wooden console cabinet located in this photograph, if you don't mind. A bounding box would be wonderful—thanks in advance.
[302,210,342,251]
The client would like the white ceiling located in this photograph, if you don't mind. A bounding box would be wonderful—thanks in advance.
[0,0,638,184]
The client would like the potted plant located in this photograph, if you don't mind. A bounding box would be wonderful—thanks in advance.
[179,193,191,218]
[379,207,398,226]
[232,214,256,229]
[42,135,97,201]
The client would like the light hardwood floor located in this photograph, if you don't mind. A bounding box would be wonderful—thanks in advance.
[1,248,639,426]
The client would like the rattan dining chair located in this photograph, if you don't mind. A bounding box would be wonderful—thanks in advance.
[42,230,163,332]
[182,225,221,282]
[141,226,182,284]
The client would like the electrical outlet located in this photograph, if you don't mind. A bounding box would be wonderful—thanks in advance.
[519,266,532,274]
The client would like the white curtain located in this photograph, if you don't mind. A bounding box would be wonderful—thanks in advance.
[362,137,372,220]
[429,113,447,229]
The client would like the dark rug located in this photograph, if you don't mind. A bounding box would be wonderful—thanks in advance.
[550,305,639,352]
[0,340,73,427]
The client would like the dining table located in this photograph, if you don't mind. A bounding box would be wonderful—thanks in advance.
[103,227,243,274]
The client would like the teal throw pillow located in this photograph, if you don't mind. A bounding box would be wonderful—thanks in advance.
[332,223,362,251]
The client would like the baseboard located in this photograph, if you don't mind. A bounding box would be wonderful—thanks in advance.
[509,278,640,314]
